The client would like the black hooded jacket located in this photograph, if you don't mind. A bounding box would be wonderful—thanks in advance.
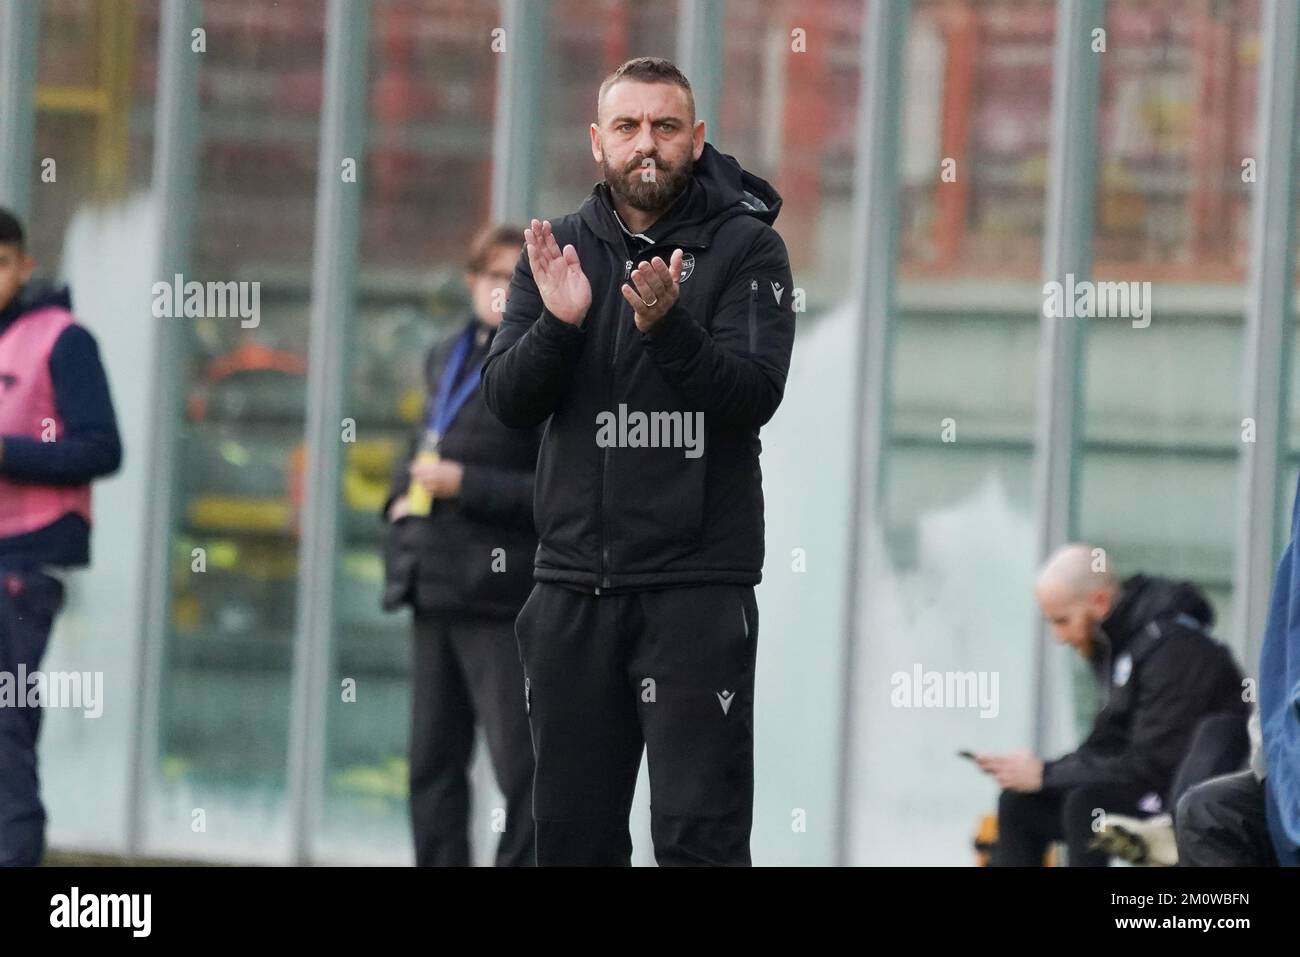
[481,142,796,592]
[1041,574,1249,798]
[381,317,541,617]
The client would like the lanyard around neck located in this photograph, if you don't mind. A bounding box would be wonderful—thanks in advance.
[425,324,481,441]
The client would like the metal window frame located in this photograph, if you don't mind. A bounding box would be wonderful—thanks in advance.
[836,0,910,867]
[286,0,372,866]
[491,0,545,223]
[1232,0,1300,674]
[1030,0,1103,758]
[128,0,202,858]
[0,0,40,217]
[676,0,725,140]
[836,0,1108,860]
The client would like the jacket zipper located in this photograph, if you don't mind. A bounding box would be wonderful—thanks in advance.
[1096,631,1113,710]
[595,241,706,594]
[596,256,635,595]
[747,278,758,354]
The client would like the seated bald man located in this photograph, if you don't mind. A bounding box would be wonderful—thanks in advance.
[978,544,1249,866]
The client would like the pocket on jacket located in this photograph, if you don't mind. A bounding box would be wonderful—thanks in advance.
[380,517,419,611]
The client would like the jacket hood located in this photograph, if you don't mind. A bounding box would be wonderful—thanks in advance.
[0,280,72,334]
[1099,574,1215,656]
[17,279,72,315]
[579,141,782,250]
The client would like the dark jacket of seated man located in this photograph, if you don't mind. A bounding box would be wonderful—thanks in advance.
[1043,574,1249,806]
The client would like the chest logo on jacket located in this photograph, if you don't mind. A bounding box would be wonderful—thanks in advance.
[679,252,695,282]
[1113,652,1133,687]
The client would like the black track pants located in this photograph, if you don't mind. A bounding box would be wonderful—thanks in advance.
[1176,771,1279,867]
[514,582,759,866]
[409,612,536,867]
[991,784,1150,866]
[0,569,63,867]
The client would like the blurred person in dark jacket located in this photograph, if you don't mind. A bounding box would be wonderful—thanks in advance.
[382,223,539,867]
[0,208,122,866]
[1177,470,1300,868]
[978,543,1249,866]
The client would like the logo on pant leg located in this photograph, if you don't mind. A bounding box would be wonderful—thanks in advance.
[524,676,530,715]
[716,690,734,715]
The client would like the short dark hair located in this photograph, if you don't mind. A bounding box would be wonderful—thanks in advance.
[597,57,695,124]
[465,222,525,274]
[0,207,24,250]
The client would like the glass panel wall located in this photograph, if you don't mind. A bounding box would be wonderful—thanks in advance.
[315,0,503,864]
[717,0,864,865]
[144,0,326,862]
[852,0,1053,864]
[1077,0,1258,675]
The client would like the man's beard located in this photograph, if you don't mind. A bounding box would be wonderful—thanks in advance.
[603,151,693,214]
